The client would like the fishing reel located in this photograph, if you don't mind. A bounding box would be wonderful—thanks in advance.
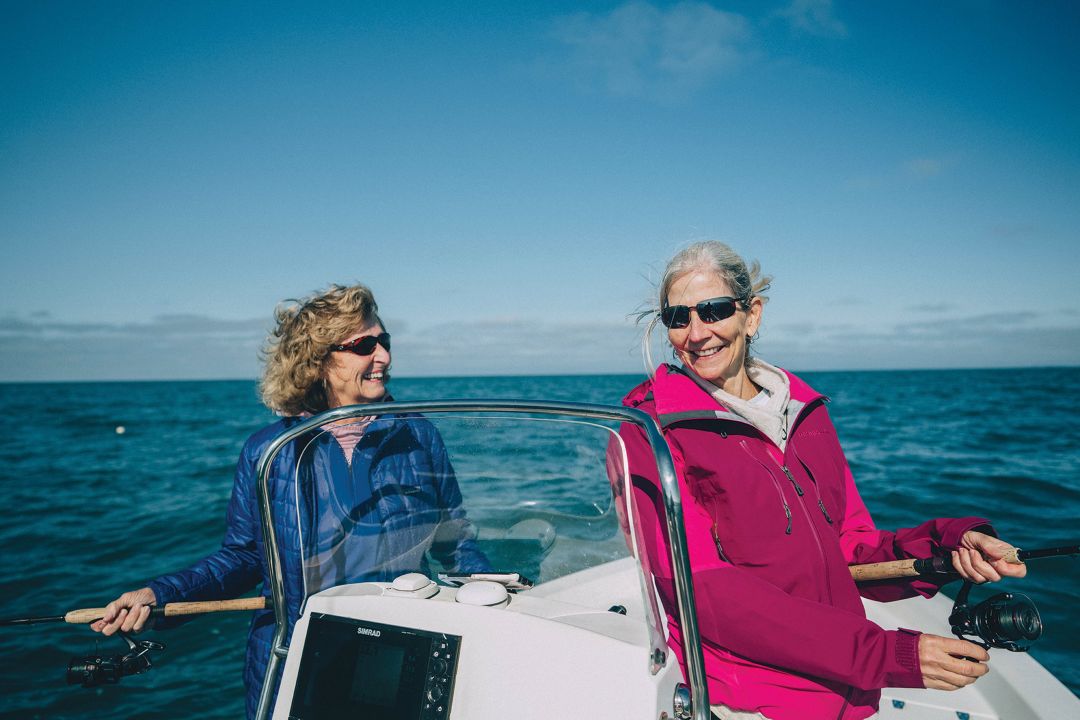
[67,632,165,687]
[948,580,1042,652]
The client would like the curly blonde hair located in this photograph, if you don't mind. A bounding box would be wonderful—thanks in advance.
[259,283,381,415]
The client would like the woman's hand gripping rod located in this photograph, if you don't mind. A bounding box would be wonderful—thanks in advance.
[0,596,269,627]
[849,545,1078,583]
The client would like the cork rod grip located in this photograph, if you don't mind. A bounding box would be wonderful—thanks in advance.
[848,558,920,582]
[850,547,1027,582]
[63,597,268,625]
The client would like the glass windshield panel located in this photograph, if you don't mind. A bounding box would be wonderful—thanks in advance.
[281,407,667,673]
[292,412,631,596]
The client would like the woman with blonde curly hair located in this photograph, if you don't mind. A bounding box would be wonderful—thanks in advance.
[91,283,488,718]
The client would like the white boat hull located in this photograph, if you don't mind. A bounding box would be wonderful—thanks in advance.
[272,558,1077,719]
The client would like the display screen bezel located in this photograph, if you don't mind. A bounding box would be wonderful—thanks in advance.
[288,613,459,720]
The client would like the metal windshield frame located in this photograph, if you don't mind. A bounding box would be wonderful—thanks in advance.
[253,399,710,720]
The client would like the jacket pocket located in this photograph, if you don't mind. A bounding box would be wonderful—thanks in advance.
[694,441,796,567]
[790,433,844,530]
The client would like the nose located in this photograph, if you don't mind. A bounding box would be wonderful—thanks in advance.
[373,343,390,366]
[686,311,710,343]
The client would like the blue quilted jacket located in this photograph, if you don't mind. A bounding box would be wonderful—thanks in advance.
[148,412,488,718]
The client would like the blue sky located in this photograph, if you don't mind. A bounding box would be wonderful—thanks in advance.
[2,1,1078,381]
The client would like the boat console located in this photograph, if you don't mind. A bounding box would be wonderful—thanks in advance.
[274,564,682,720]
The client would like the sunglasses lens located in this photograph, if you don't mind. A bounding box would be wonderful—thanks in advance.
[697,298,737,323]
[660,306,690,329]
[661,298,739,328]
[333,332,391,356]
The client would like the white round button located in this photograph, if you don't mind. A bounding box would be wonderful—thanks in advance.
[387,572,439,598]
[454,580,509,607]
[392,572,433,592]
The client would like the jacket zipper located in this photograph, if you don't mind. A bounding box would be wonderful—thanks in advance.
[771,399,837,604]
[795,402,837,527]
[780,465,804,497]
[790,444,835,525]
[818,496,834,524]
[786,460,831,600]
[711,525,732,562]
[740,442,792,534]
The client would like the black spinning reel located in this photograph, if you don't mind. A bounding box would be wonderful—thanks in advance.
[948,580,1043,652]
[66,632,165,687]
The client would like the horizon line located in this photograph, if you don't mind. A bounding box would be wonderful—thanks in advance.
[3,363,1079,386]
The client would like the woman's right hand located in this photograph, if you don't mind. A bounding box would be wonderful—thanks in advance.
[89,587,157,636]
[918,633,990,690]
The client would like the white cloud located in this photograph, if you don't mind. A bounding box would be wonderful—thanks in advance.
[392,318,644,377]
[989,223,1039,239]
[0,314,268,381]
[903,156,946,178]
[550,1,752,99]
[773,0,848,38]
[844,155,951,190]
[0,312,648,381]
[759,311,1080,370]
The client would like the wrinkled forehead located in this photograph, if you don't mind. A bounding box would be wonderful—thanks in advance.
[340,320,385,344]
[665,269,733,305]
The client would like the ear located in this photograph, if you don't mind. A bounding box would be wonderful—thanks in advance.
[745,296,763,337]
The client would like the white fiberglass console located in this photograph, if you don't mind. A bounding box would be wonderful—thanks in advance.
[274,564,682,720]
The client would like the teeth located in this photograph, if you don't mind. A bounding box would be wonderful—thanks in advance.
[695,347,722,357]
[363,372,384,380]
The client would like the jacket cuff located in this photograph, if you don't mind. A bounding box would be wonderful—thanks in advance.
[884,628,924,688]
[145,579,179,629]
[146,579,169,604]
[940,517,994,550]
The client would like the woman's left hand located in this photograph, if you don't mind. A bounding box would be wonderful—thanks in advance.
[952,531,1028,583]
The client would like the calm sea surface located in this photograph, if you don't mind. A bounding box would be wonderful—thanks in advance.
[1,369,1077,718]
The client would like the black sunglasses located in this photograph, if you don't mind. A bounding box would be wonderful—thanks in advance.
[660,296,742,329]
[329,332,391,356]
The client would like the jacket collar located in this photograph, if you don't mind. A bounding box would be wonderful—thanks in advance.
[291,395,409,447]
[631,363,825,426]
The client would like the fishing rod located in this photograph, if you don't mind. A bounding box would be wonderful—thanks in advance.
[850,544,1078,653]
[848,544,1079,583]
[0,596,269,627]
[1,596,270,687]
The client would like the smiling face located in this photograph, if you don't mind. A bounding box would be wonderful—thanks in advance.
[323,321,390,407]
[666,269,762,398]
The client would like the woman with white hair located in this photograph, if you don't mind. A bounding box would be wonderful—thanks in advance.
[619,242,1026,720]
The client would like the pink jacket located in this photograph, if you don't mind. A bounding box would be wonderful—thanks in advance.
[618,365,990,720]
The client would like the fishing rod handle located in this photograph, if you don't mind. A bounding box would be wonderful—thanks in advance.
[850,548,1031,582]
[63,597,269,625]
[849,558,924,582]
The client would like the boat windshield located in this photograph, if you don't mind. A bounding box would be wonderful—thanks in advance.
[290,410,650,596]
[253,401,685,719]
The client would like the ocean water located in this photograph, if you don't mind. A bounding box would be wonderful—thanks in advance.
[0,368,1077,718]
